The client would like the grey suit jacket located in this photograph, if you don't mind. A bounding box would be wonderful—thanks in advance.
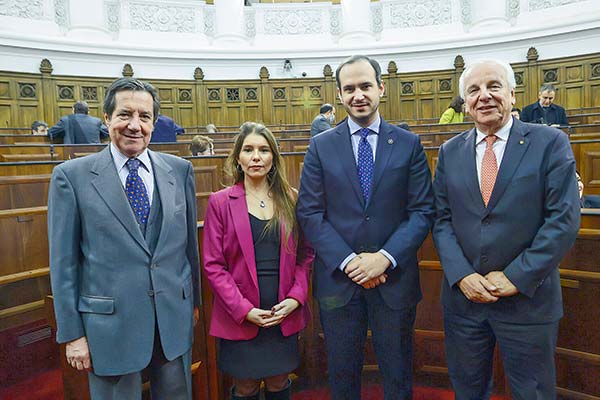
[48,146,200,376]
[310,114,332,137]
[48,114,109,144]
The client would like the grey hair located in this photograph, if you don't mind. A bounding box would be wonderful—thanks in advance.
[540,83,557,93]
[459,59,516,99]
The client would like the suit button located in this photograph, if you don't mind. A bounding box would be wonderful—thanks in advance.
[151,263,158,269]
[148,290,154,297]
[483,218,490,226]
[365,216,370,221]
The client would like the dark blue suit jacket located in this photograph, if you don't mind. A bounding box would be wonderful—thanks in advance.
[521,102,568,126]
[150,115,185,143]
[296,118,434,310]
[433,118,580,323]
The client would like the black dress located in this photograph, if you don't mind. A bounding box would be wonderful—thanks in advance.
[218,214,299,379]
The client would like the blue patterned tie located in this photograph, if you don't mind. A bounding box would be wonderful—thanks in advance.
[125,158,150,225]
[357,128,374,202]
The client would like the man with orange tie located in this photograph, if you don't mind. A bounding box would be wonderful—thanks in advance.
[432,59,580,400]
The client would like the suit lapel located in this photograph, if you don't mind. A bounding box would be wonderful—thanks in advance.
[368,120,394,208]
[334,121,365,207]
[90,147,151,255]
[485,120,530,212]
[460,128,485,208]
[229,183,259,290]
[148,150,175,256]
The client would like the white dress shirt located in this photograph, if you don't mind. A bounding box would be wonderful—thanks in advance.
[475,117,513,188]
[110,143,154,206]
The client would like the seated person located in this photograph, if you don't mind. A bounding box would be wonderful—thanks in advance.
[397,121,410,130]
[190,135,214,156]
[521,84,568,126]
[511,107,521,120]
[206,124,218,133]
[150,114,185,143]
[439,96,464,124]
[31,120,48,135]
[578,171,600,208]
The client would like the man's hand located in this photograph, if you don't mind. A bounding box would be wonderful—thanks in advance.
[345,253,391,285]
[66,336,92,371]
[193,307,200,326]
[361,274,388,289]
[484,271,519,297]
[458,273,499,303]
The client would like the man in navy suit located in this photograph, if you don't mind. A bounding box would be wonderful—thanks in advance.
[150,114,185,143]
[296,55,434,400]
[432,59,580,399]
[48,101,109,144]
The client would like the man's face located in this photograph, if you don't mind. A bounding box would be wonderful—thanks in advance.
[105,90,154,158]
[337,60,384,127]
[538,90,555,107]
[326,107,336,124]
[34,125,47,135]
[463,62,515,135]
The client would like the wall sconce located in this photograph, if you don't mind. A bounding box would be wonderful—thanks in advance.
[283,59,292,72]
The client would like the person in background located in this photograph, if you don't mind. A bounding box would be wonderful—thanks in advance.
[48,101,109,144]
[206,124,218,133]
[439,96,465,124]
[510,107,521,120]
[150,114,185,143]
[396,121,410,130]
[203,122,314,400]
[521,84,569,126]
[310,103,335,137]
[190,135,214,156]
[31,120,48,135]
[433,59,580,400]
[577,171,600,208]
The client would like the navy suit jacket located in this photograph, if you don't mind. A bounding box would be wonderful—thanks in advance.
[151,115,185,143]
[432,118,580,324]
[296,118,434,310]
[521,102,568,126]
[310,114,332,137]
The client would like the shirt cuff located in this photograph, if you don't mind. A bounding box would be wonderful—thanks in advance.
[339,253,357,272]
[379,249,397,269]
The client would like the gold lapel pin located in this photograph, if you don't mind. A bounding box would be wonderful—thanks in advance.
[519,139,525,144]
[388,138,394,145]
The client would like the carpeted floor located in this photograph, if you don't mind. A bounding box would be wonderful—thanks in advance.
[0,368,505,399]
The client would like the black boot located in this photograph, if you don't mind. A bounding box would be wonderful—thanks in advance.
[230,386,260,400]
[264,379,291,400]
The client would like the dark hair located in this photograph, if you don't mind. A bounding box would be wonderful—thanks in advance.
[335,55,382,89]
[190,135,214,155]
[73,101,89,114]
[103,78,160,122]
[396,121,410,130]
[31,120,48,131]
[449,96,464,113]
[319,103,334,114]
[225,122,297,243]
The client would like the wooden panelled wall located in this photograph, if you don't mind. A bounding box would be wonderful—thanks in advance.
[1,51,600,129]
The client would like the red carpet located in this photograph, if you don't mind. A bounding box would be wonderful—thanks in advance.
[0,368,504,399]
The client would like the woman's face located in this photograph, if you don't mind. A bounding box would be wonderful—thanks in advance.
[237,133,273,182]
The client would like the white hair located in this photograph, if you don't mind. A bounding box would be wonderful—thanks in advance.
[459,59,516,99]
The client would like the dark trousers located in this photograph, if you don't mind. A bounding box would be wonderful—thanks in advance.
[319,288,416,400]
[444,308,559,400]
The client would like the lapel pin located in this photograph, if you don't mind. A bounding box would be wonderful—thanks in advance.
[388,138,394,145]
[519,139,525,145]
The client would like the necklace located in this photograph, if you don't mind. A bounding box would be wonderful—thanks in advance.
[245,188,269,208]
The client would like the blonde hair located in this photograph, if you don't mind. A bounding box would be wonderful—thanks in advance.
[190,135,214,155]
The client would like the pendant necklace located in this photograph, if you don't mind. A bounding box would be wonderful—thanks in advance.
[246,188,268,208]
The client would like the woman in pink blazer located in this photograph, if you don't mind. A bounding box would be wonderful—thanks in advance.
[203,122,314,400]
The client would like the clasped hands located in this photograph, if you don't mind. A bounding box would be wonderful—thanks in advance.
[345,252,389,289]
[245,298,300,328]
[458,271,519,303]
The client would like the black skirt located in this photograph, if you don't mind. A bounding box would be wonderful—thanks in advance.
[218,214,299,379]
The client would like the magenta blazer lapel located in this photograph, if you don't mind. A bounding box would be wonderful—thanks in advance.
[228,182,259,291]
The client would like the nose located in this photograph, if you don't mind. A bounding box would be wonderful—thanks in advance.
[128,114,141,131]
[251,149,261,159]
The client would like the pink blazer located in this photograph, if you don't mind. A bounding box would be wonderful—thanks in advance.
[202,182,315,340]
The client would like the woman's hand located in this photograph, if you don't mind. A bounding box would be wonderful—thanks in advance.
[245,307,284,328]
[271,298,300,319]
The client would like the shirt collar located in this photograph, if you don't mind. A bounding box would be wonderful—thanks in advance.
[476,116,513,144]
[110,142,151,172]
[347,113,381,136]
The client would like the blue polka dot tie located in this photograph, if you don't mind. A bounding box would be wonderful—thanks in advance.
[125,158,150,225]
[357,128,374,202]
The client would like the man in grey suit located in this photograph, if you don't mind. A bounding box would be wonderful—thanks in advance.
[310,103,335,136]
[48,100,109,143]
[48,78,201,400]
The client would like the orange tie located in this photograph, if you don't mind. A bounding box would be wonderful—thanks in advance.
[481,135,498,207]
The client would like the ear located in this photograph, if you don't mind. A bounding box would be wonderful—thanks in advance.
[379,81,385,97]
[337,88,342,103]
[104,113,110,126]
[511,89,516,105]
